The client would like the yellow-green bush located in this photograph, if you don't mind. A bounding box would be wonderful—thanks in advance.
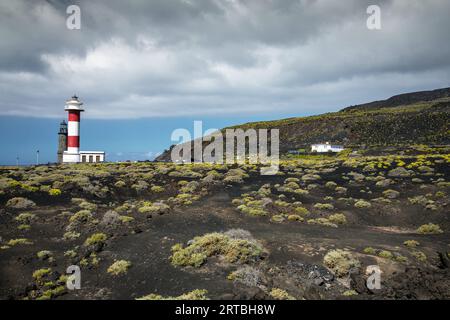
[269,288,295,300]
[137,289,208,300]
[107,260,132,276]
[48,188,62,196]
[170,232,263,268]
[417,223,443,234]
[323,249,360,277]
[84,233,107,246]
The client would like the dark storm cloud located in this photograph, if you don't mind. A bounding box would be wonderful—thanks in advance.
[0,0,449,118]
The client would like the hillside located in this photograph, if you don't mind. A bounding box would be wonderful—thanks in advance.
[156,87,450,160]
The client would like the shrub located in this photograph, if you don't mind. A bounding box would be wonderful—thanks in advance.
[7,238,33,246]
[151,185,164,193]
[114,180,126,188]
[107,260,132,276]
[138,202,170,215]
[325,181,337,190]
[287,214,303,222]
[33,268,52,282]
[294,207,310,216]
[328,213,347,225]
[395,255,408,263]
[79,201,97,211]
[170,232,263,268]
[378,250,393,259]
[69,210,93,223]
[416,223,443,234]
[48,188,62,196]
[343,290,358,297]
[18,224,30,230]
[84,233,107,246]
[63,231,80,240]
[137,289,208,300]
[363,247,376,255]
[354,200,371,208]
[403,240,420,248]
[64,250,77,258]
[323,249,360,277]
[383,189,400,199]
[119,216,134,223]
[411,250,427,262]
[227,266,261,286]
[269,288,295,300]
[271,215,285,223]
[307,218,337,228]
[15,212,36,224]
[335,186,347,194]
[6,197,36,209]
[313,203,334,210]
[37,250,52,260]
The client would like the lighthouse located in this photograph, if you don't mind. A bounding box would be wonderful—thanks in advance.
[62,95,84,163]
[60,95,105,163]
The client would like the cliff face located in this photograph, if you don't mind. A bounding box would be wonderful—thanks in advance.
[156,87,450,161]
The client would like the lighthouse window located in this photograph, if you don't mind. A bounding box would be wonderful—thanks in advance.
[89,155,93,163]
[81,155,86,162]
[96,155,100,162]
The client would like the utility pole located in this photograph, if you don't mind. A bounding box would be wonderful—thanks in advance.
[36,150,40,165]
[16,156,19,167]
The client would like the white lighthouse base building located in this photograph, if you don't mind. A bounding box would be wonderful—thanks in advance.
[63,151,105,163]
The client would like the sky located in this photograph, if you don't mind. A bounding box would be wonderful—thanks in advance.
[0,0,449,164]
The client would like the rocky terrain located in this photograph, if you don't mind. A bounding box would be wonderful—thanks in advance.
[0,148,449,300]
[157,87,450,161]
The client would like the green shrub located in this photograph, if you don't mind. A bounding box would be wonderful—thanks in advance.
[7,238,33,246]
[48,188,62,196]
[79,201,97,211]
[33,268,52,282]
[363,247,376,255]
[294,207,310,216]
[6,197,36,209]
[395,255,408,263]
[63,231,80,240]
[15,212,36,224]
[343,290,358,297]
[328,213,347,224]
[403,240,420,248]
[307,218,337,228]
[411,250,427,262]
[69,210,93,223]
[271,215,285,223]
[269,288,295,300]
[84,233,107,246]
[119,216,134,223]
[287,214,303,222]
[323,249,360,277]
[137,289,208,300]
[18,224,31,230]
[313,203,334,210]
[354,200,371,208]
[151,185,164,193]
[107,260,132,276]
[37,250,52,260]
[325,181,337,190]
[416,223,443,234]
[378,250,393,259]
[170,232,263,268]
[114,180,126,188]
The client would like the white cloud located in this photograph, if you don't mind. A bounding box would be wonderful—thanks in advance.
[0,0,449,119]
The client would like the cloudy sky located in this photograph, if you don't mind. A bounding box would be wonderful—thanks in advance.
[0,0,449,163]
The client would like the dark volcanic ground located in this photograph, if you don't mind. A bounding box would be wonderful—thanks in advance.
[0,153,449,300]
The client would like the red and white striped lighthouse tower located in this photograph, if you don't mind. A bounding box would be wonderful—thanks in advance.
[62,95,84,163]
